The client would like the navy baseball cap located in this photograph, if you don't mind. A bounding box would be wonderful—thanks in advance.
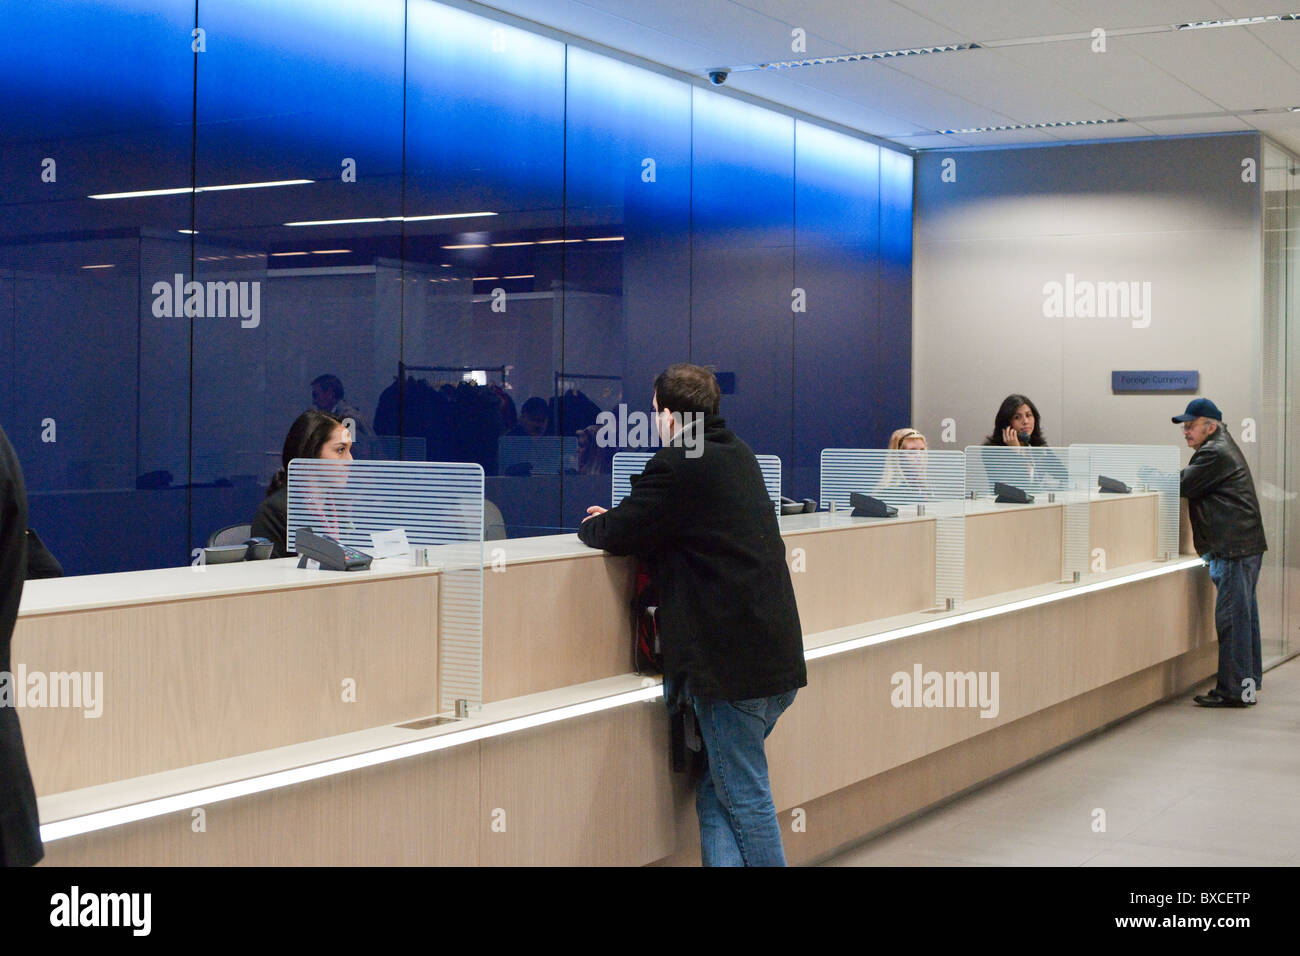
[1172,398,1222,423]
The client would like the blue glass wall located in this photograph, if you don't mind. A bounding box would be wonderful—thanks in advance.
[0,0,913,573]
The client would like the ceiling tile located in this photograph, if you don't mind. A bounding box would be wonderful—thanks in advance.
[562,0,822,66]
[944,127,1070,146]
[886,47,1122,124]
[725,68,929,136]
[1122,23,1300,111]
[1245,21,1300,73]
[733,0,968,52]
[1138,115,1255,135]
[891,0,1097,39]
[996,36,1224,117]
[893,133,970,148]
[1053,0,1236,31]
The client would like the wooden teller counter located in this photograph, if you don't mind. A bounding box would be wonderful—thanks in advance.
[14,492,1213,866]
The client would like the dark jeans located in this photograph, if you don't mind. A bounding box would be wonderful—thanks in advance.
[1206,553,1264,700]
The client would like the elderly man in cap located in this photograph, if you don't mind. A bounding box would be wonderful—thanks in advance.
[1174,398,1267,707]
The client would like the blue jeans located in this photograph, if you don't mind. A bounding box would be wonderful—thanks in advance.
[1206,554,1263,700]
[690,690,796,867]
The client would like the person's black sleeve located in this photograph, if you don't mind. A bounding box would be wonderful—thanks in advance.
[576,455,676,557]
[1180,444,1231,499]
[251,491,290,558]
[24,528,62,579]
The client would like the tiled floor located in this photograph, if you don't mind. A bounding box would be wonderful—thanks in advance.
[822,655,1300,867]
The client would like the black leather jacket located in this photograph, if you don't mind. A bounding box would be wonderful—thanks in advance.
[1180,425,1267,559]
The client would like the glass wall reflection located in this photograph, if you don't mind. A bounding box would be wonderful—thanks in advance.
[1,0,914,573]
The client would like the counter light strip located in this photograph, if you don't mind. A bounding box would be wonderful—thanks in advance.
[40,685,663,842]
[40,557,1204,843]
[806,556,1204,661]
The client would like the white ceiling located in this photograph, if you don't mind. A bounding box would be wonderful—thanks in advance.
[473,0,1300,153]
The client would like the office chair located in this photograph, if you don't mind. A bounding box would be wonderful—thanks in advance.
[484,500,507,541]
[208,523,253,548]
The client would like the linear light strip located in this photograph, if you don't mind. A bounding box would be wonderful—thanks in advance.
[1176,13,1300,29]
[40,684,663,843]
[89,180,313,200]
[762,42,979,69]
[939,117,1127,135]
[285,212,496,226]
[40,557,1204,843]
[805,557,1203,661]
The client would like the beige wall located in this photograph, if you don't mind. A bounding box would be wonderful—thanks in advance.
[912,133,1263,472]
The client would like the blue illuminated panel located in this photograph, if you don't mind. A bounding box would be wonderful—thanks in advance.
[0,0,913,572]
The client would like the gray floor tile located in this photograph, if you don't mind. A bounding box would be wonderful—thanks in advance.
[821,656,1300,867]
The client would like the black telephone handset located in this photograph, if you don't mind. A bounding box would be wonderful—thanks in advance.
[295,527,373,572]
[779,496,818,515]
[993,481,1034,504]
[849,492,898,518]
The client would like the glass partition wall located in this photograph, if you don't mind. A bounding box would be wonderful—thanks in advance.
[1263,139,1299,665]
[0,0,911,575]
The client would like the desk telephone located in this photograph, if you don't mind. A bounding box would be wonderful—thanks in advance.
[295,527,373,572]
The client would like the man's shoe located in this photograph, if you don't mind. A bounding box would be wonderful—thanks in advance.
[1194,694,1249,708]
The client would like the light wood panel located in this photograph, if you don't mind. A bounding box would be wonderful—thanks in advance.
[477,701,678,866]
[15,574,439,794]
[39,740,480,866]
[37,566,1217,867]
[786,521,936,632]
[775,642,1218,866]
[481,553,636,702]
[965,506,1064,598]
[1090,494,1159,569]
[1180,497,1198,554]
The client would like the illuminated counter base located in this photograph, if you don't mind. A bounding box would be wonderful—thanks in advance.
[27,494,1213,866]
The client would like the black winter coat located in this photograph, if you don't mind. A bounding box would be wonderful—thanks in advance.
[577,415,806,701]
[0,425,43,866]
[1180,425,1267,559]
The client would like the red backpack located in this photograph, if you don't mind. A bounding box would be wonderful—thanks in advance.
[632,561,662,675]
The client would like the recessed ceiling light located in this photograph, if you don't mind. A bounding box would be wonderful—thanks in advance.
[1175,13,1299,30]
[310,249,352,254]
[285,212,496,227]
[270,251,310,257]
[762,42,979,71]
[442,244,488,250]
[90,179,312,200]
[938,117,1127,134]
[81,264,115,270]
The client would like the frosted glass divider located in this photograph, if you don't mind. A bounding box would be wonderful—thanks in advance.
[964,445,1091,580]
[287,458,484,713]
[1072,443,1181,562]
[611,451,783,514]
[498,435,579,475]
[819,448,966,606]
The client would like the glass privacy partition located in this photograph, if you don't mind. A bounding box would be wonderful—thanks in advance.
[610,451,783,512]
[1072,444,1181,564]
[287,458,484,713]
[819,449,966,607]
[964,446,1092,582]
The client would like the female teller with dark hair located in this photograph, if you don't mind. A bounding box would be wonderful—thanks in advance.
[252,409,353,558]
[984,393,1047,447]
[982,393,1067,489]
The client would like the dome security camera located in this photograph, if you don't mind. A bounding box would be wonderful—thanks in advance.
[707,69,729,85]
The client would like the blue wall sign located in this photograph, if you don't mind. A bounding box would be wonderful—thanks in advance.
[1111,370,1199,392]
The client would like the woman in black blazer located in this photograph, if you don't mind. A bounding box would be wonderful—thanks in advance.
[252,409,353,558]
